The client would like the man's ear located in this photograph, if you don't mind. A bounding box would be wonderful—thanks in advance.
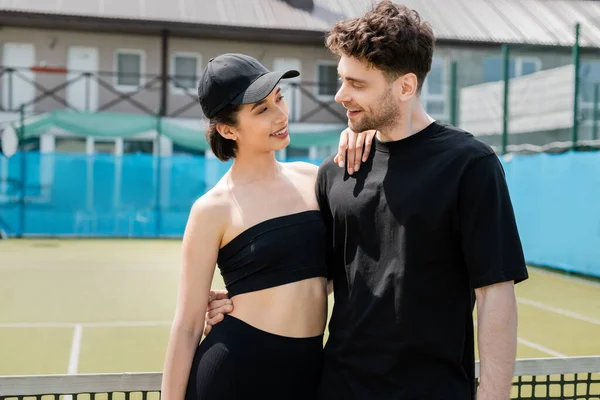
[394,73,418,101]
[216,123,238,141]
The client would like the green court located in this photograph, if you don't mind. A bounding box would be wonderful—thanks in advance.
[1,239,599,376]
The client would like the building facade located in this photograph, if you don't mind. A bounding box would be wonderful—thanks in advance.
[1,0,600,157]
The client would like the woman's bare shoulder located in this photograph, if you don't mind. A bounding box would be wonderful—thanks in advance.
[188,179,231,230]
[282,161,318,181]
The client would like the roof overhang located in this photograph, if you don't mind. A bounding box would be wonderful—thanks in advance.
[2,10,600,53]
[0,10,327,45]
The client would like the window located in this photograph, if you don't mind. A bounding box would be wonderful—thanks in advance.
[94,140,116,154]
[317,62,339,97]
[124,139,153,154]
[483,58,515,82]
[426,58,444,96]
[579,61,600,121]
[1,43,35,112]
[483,56,540,83]
[580,61,600,104]
[115,50,144,89]
[273,58,301,121]
[521,60,538,76]
[421,56,447,119]
[19,137,40,152]
[171,53,201,92]
[55,137,86,154]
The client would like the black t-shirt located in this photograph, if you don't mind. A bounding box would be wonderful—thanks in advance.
[315,121,529,399]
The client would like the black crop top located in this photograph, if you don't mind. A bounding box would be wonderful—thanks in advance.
[216,210,329,297]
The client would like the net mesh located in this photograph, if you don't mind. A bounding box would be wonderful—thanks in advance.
[509,372,600,399]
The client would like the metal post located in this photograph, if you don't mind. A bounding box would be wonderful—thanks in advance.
[501,44,510,154]
[18,105,26,238]
[593,83,599,141]
[156,28,168,237]
[156,30,168,237]
[8,70,14,111]
[572,23,581,149]
[449,61,457,126]
[159,30,169,117]
[85,73,90,112]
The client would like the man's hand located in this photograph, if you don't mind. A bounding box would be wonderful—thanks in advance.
[334,128,377,175]
[203,289,233,336]
[475,281,518,400]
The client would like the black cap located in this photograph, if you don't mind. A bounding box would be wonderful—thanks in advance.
[198,53,300,119]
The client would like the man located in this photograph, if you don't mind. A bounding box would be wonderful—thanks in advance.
[205,2,528,399]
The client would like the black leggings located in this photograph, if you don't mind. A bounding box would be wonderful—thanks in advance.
[185,314,324,400]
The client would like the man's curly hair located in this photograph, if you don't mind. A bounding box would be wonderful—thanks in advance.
[325,0,435,94]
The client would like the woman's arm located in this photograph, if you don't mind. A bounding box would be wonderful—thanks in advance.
[160,197,226,400]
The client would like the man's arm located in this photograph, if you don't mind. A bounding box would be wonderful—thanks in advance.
[475,281,518,400]
[456,152,528,398]
[315,158,337,284]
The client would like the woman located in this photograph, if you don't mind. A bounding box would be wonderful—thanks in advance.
[160,53,373,400]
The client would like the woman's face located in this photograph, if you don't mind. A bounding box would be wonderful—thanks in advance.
[225,86,291,156]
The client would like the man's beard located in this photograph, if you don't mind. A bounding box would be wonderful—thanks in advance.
[348,89,400,134]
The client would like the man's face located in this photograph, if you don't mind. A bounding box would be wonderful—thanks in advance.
[335,55,401,133]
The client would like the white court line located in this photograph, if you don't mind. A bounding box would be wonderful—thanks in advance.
[0,322,76,328]
[473,320,565,358]
[62,324,83,400]
[84,320,172,327]
[516,338,567,358]
[0,321,172,328]
[517,297,600,326]
[67,324,82,374]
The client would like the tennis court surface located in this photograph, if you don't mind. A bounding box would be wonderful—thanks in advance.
[1,239,599,397]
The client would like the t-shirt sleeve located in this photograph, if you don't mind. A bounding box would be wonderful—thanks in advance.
[315,164,336,280]
[457,153,529,289]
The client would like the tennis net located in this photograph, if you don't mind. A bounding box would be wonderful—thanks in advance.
[480,356,600,399]
[0,356,598,400]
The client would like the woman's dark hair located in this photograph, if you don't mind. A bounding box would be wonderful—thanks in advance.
[206,103,243,161]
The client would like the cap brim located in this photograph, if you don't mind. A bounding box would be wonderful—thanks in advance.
[230,70,299,105]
